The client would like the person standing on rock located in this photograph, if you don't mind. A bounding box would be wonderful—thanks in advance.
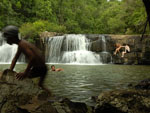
[2,25,50,93]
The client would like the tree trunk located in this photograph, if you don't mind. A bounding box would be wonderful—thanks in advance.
[143,0,150,27]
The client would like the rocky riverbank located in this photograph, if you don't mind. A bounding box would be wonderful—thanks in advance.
[0,70,150,113]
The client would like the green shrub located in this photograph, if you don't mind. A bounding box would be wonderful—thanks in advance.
[19,20,66,43]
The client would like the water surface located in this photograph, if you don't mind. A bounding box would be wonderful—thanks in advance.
[0,64,150,105]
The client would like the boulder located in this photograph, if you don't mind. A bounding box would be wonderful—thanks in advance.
[135,78,150,90]
[0,69,93,113]
[95,89,150,113]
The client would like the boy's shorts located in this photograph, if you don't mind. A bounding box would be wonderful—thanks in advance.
[28,65,47,78]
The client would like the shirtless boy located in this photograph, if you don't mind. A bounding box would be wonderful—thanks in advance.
[51,65,63,72]
[2,25,47,90]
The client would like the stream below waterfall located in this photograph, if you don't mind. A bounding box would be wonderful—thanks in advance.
[0,64,150,105]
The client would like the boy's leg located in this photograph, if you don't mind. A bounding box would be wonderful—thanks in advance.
[29,66,48,87]
[39,74,52,95]
[121,51,126,57]
[114,49,117,55]
[114,48,119,55]
[29,66,52,95]
[38,74,45,87]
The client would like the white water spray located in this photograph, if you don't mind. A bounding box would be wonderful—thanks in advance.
[45,34,102,64]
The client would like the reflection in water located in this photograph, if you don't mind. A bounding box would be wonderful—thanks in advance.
[0,64,150,105]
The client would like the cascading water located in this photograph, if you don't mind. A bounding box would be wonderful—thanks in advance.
[0,32,25,63]
[101,35,107,52]
[100,35,112,63]
[45,34,102,64]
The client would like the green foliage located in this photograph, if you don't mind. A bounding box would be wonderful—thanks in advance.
[20,20,66,43]
[0,0,149,34]
[65,20,81,33]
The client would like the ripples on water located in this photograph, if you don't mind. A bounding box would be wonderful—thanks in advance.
[0,64,150,105]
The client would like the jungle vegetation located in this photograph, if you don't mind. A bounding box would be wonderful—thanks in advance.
[0,0,149,38]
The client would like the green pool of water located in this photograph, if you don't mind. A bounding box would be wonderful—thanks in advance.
[0,64,150,105]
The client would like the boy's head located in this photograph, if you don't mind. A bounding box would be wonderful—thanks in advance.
[2,25,19,45]
[51,65,55,70]
[115,43,121,48]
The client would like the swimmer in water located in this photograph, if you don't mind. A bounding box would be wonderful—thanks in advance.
[50,65,64,72]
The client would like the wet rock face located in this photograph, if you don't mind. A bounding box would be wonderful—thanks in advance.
[95,89,150,113]
[81,34,150,65]
[0,69,93,113]
[110,35,150,65]
[86,35,115,53]
[135,78,150,90]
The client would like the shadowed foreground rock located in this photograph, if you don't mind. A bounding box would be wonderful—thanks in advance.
[0,69,93,113]
[95,89,150,113]
[135,78,150,90]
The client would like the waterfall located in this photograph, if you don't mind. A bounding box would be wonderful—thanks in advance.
[101,35,107,52]
[45,34,102,64]
[0,32,25,63]
[45,36,64,62]
[100,35,112,63]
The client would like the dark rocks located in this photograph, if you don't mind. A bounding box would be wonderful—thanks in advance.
[95,89,150,113]
[87,35,115,53]
[0,70,93,113]
[59,98,93,113]
[95,78,150,113]
[135,78,150,90]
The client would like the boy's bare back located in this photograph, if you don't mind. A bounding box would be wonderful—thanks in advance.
[18,40,45,67]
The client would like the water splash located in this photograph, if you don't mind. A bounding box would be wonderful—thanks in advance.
[45,34,102,64]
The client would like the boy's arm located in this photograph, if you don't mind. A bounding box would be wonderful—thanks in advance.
[10,47,21,71]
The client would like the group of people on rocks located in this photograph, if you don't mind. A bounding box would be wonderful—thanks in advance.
[114,43,130,57]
